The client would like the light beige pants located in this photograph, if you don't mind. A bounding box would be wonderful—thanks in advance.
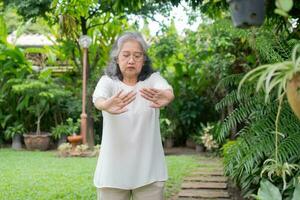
[97,181,165,200]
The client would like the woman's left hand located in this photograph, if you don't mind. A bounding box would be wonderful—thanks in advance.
[140,88,174,108]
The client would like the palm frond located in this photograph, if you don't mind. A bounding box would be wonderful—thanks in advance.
[215,73,244,91]
[215,86,253,111]
[218,99,264,142]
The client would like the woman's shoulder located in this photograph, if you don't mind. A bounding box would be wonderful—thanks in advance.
[99,75,118,83]
[95,75,120,89]
[148,71,160,78]
[147,71,165,81]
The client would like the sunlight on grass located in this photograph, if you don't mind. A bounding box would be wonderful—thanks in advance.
[0,149,199,200]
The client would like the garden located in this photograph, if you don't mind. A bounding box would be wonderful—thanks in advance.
[0,0,300,200]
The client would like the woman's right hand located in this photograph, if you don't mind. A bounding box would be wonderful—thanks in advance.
[102,90,136,114]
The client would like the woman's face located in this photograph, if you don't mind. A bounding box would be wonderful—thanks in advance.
[117,40,144,80]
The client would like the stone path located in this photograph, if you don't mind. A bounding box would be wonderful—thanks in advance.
[173,155,233,200]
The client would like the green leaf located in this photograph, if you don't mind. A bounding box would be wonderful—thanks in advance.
[257,179,282,200]
[0,15,7,42]
[292,184,300,200]
[274,8,289,17]
[0,114,12,128]
[276,0,293,12]
[16,96,30,111]
[39,68,52,80]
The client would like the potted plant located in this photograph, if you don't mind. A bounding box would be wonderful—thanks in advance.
[12,70,71,150]
[52,117,80,146]
[160,118,176,148]
[192,133,205,153]
[238,44,300,195]
[51,123,68,146]
[66,118,82,150]
[65,118,80,135]
[4,122,25,150]
[238,44,300,120]
[274,0,294,17]
[227,0,265,28]
[193,123,219,152]
[200,132,218,152]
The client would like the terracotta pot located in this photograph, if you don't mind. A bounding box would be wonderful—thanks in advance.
[24,132,51,151]
[67,135,82,150]
[287,73,300,120]
[227,0,265,28]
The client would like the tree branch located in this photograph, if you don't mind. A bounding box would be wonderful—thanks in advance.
[91,44,101,69]
[140,13,165,27]
[86,2,114,20]
[87,17,111,30]
[86,9,105,20]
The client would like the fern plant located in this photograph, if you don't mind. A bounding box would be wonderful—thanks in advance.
[211,16,300,199]
[217,75,300,198]
[222,98,300,197]
[235,44,300,198]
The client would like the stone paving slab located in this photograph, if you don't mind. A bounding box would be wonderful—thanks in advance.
[178,189,230,198]
[178,197,231,200]
[182,182,227,189]
[184,176,228,182]
[191,170,224,176]
[192,167,223,171]
[168,154,234,200]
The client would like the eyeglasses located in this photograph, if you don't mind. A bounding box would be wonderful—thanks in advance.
[119,51,144,62]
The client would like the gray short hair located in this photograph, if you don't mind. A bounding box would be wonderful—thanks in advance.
[104,32,154,81]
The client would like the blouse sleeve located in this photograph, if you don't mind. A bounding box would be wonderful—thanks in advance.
[152,72,173,91]
[92,75,113,103]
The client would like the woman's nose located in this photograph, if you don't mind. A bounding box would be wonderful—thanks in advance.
[128,55,135,63]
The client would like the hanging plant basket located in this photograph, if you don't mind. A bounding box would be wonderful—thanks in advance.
[227,0,265,28]
[287,73,300,120]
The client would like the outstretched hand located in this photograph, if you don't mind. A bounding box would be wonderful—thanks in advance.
[140,88,174,108]
[104,90,136,114]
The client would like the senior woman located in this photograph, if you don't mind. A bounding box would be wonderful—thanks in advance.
[92,32,174,200]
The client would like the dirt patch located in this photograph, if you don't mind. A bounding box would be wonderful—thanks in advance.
[164,147,198,155]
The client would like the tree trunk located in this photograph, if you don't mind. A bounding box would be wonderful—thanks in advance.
[36,117,41,135]
[87,115,95,148]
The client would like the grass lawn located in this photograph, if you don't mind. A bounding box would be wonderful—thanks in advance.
[0,148,199,200]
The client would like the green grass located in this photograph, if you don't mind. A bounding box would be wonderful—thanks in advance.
[165,155,200,198]
[0,149,199,200]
